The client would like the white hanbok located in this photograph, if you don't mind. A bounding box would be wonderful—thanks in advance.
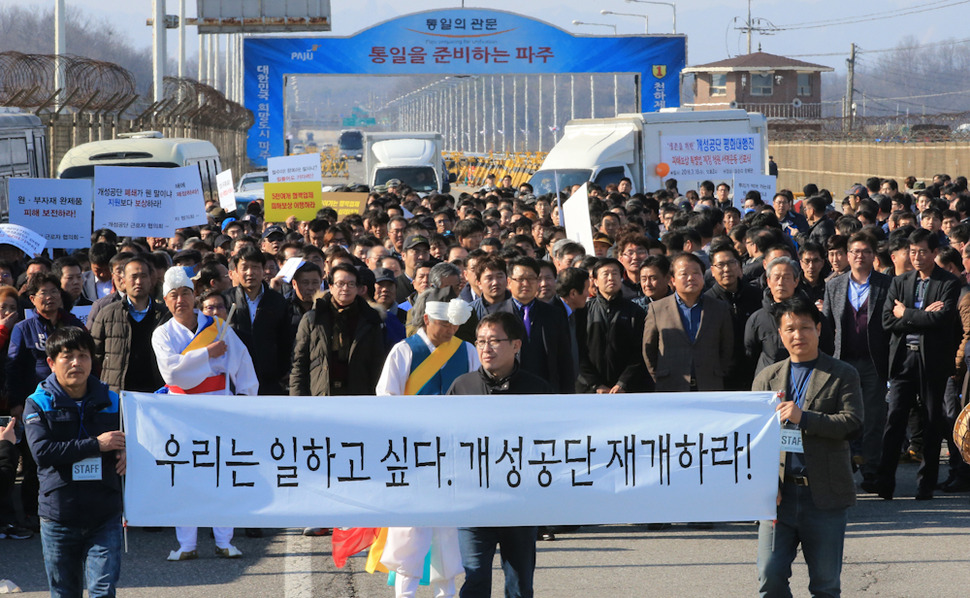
[152,311,258,553]
[376,328,475,597]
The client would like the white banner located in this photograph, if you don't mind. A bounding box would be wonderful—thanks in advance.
[7,178,91,249]
[660,134,763,180]
[268,153,322,183]
[216,169,237,213]
[123,391,781,528]
[0,223,46,256]
[733,174,777,210]
[93,165,206,236]
[562,184,595,255]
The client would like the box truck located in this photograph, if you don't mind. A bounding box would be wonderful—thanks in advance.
[528,109,768,196]
[364,132,454,194]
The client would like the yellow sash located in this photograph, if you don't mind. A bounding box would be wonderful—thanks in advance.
[181,316,224,355]
[403,336,463,396]
[365,527,389,573]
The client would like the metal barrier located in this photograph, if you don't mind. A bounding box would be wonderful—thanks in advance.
[445,150,547,191]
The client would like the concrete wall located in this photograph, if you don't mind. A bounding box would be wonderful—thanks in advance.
[769,140,970,193]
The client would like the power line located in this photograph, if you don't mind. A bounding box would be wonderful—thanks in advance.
[770,0,957,28]
[788,36,970,58]
[773,0,970,31]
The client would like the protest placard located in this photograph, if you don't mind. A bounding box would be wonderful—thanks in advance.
[263,182,322,222]
[733,174,777,210]
[660,134,763,180]
[0,223,46,256]
[169,165,208,228]
[93,165,205,236]
[123,391,780,528]
[268,153,322,183]
[321,192,369,219]
[562,184,595,254]
[7,178,91,249]
[216,169,237,213]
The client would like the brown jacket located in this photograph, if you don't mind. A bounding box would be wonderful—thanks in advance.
[752,353,863,510]
[642,293,733,392]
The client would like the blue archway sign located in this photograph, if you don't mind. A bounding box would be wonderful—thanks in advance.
[244,8,687,167]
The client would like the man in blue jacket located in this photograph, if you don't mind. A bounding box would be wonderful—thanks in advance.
[24,326,126,598]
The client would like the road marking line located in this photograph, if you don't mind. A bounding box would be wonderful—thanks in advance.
[284,530,314,598]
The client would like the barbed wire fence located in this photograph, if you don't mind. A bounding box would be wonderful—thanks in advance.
[0,51,253,177]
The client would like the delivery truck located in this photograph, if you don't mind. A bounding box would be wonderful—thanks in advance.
[528,109,768,196]
[364,132,454,195]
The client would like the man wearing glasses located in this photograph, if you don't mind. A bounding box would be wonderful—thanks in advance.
[615,232,653,300]
[448,312,551,598]
[290,264,387,397]
[874,228,960,500]
[822,231,891,491]
[484,257,573,393]
[706,242,762,391]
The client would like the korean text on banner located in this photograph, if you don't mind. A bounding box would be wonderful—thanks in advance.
[169,165,208,228]
[0,223,46,256]
[268,153,322,183]
[733,174,777,211]
[660,134,763,180]
[216,169,237,212]
[264,182,322,222]
[562,184,595,255]
[123,391,781,528]
[93,165,206,236]
[321,192,369,219]
[7,178,92,249]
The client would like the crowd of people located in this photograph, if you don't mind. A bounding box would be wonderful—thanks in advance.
[1,169,969,597]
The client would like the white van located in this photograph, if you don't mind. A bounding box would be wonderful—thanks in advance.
[0,111,49,219]
[57,131,221,199]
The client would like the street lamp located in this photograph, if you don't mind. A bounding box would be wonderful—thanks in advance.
[571,20,618,35]
[625,0,677,34]
[600,10,649,33]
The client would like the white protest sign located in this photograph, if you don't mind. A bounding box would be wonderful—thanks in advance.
[123,391,780,528]
[276,257,305,284]
[268,153,322,183]
[94,165,205,236]
[660,134,763,180]
[562,184,595,255]
[7,179,91,249]
[27,305,93,328]
[0,223,46,256]
[733,174,777,210]
[169,165,208,228]
[216,169,237,213]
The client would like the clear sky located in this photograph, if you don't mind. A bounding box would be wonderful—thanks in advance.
[16,0,964,72]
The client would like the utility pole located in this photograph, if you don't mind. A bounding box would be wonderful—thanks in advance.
[747,0,752,55]
[845,43,855,131]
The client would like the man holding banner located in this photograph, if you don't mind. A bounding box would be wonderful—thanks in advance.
[752,296,863,598]
[447,312,551,598]
[151,267,258,561]
[373,287,477,598]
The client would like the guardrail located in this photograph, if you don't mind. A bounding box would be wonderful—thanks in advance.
[444,151,547,190]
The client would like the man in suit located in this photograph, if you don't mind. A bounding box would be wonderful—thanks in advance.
[753,295,863,598]
[705,243,761,391]
[642,252,733,392]
[875,227,960,500]
[484,256,574,394]
[225,246,292,396]
[822,231,891,489]
[81,242,116,303]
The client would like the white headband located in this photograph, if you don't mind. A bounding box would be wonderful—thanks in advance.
[425,298,472,326]
[163,266,195,296]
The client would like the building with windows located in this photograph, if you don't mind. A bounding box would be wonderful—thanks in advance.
[682,52,833,120]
